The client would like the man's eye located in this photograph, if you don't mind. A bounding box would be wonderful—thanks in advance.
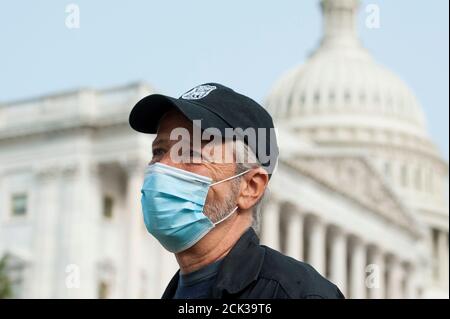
[189,149,197,157]
[152,148,165,157]
[189,149,204,160]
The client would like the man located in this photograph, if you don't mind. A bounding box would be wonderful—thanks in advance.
[129,83,344,299]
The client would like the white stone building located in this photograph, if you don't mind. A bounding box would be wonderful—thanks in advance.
[0,0,448,298]
[0,82,178,298]
[263,0,448,298]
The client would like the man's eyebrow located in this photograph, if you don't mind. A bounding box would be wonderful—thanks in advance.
[152,138,168,148]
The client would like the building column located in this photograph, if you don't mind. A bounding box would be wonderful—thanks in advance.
[367,247,385,299]
[386,257,403,299]
[349,238,366,299]
[285,208,304,261]
[261,198,280,251]
[308,217,326,276]
[329,227,347,296]
[404,264,417,299]
[31,166,59,298]
[59,161,100,298]
[437,230,449,290]
[124,159,146,298]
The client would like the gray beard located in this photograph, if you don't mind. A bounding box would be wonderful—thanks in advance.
[204,178,240,224]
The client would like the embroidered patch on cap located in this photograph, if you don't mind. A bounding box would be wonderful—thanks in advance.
[181,85,217,100]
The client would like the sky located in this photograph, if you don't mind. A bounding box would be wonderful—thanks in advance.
[0,0,448,160]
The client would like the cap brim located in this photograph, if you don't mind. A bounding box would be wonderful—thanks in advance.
[129,94,230,134]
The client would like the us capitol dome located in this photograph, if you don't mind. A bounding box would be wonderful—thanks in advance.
[266,0,447,238]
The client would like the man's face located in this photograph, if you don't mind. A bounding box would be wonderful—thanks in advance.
[150,108,242,222]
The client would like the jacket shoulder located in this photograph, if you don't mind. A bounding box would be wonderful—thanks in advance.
[259,245,345,299]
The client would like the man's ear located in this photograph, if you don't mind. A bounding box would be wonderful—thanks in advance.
[237,168,269,211]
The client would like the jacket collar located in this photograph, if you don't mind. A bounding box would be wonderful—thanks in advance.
[211,227,265,298]
[161,227,265,299]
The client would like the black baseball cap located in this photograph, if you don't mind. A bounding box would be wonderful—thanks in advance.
[129,83,278,175]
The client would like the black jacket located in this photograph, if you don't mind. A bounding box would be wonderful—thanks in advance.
[162,227,345,299]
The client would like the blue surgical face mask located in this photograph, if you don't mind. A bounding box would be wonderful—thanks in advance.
[140,162,250,253]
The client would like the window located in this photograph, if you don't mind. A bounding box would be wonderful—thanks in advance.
[98,280,110,299]
[329,91,336,106]
[1,254,26,298]
[287,93,293,115]
[431,228,439,280]
[102,196,114,219]
[344,90,351,103]
[384,162,391,180]
[400,165,408,188]
[359,92,366,105]
[300,94,306,105]
[97,261,115,299]
[314,91,320,105]
[9,261,26,298]
[299,94,306,113]
[11,193,27,217]
[415,167,422,191]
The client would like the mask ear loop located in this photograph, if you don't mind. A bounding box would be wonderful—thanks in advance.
[209,169,251,226]
[212,206,238,226]
[209,169,251,187]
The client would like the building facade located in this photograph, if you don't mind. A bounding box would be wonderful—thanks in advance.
[263,0,448,298]
[0,0,448,298]
[0,83,179,298]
